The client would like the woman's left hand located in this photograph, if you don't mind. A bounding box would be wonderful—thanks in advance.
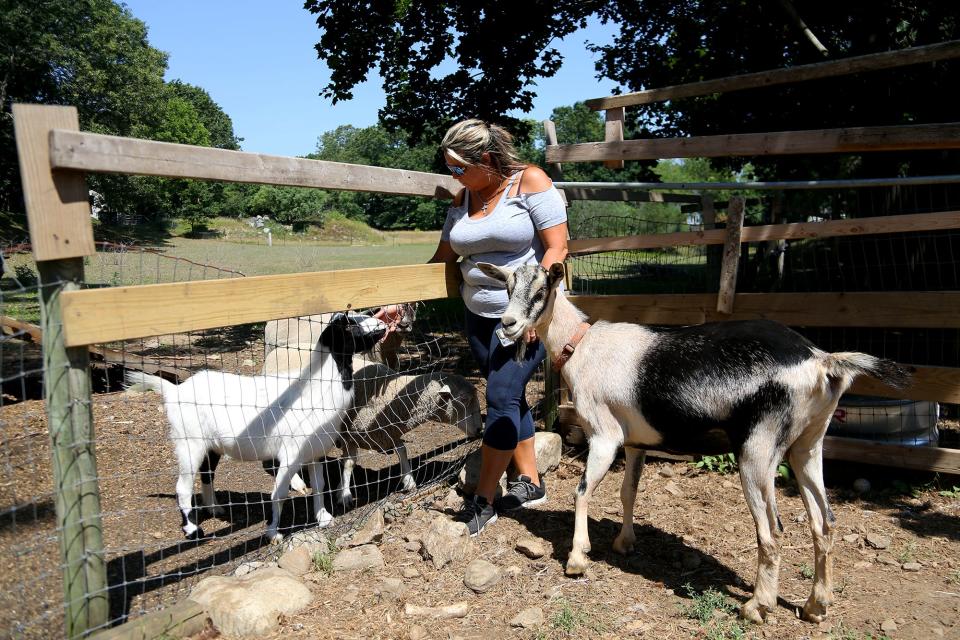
[525,328,538,344]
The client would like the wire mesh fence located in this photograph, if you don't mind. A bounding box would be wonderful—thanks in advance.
[0,243,504,638]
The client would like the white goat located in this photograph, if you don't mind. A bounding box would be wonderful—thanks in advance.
[264,351,482,504]
[479,262,910,625]
[126,312,387,543]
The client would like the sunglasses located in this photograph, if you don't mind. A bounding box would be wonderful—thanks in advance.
[446,164,467,177]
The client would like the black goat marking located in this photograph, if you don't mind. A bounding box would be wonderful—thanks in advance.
[776,513,784,534]
[826,505,836,524]
[576,474,587,496]
[199,451,220,486]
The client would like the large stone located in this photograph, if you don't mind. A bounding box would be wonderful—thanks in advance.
[277,546,313,576]
[516,538,547,559]
[189,567,312,638]
[510,607,544,628]
[866,533,892,550]
[264,315,327,349]
[348,508,385,547]
[463,559,501,593]
[420,515,471,570]
[332,544,385,572]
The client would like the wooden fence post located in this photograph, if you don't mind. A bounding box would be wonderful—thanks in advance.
[13,104,107,638]
[716,196,746,314]
[541,119,564,432]
[603,108,625,169]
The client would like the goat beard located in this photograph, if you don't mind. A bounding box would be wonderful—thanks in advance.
[514,336,528,363]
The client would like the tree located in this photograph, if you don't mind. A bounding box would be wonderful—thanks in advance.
[305,1,959,186]
[304,0,603,143]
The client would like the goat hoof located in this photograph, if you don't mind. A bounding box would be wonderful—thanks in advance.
[399,476,417,492]
[185,526,205,540]
[565,553,589,576]
[801,599,828,623]
[740,599,766,624]
[316,509,334,528]
[338,494,354,510]
[612,535,635,555]
[267,531,284,545]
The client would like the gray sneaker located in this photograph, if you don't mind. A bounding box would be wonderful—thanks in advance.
[496,474,547,512]
[454,495,498,537]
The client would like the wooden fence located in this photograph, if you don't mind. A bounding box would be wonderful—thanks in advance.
[547,38,960,476]
[11,39,960,633]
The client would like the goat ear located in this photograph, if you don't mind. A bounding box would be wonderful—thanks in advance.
[547,263,565,288]
[437,384,452,398]
[477,261,509,283]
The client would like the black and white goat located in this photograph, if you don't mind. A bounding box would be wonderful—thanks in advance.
[478,262,909,625]
[126,312,387,543]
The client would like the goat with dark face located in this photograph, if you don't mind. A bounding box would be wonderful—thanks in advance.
[127,312,388,543]
[478,261,909,625]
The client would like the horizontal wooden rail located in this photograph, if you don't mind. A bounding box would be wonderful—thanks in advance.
[584,39,960,110]
[546,123,960,163]
[60,263,461,347]
[50,130,460,198]
[558,404,960,472]
[569,292,960,329]
[821,437,960,475]
[568,210,960,256]
[560,188,700,204]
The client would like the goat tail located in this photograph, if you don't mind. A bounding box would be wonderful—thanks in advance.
[124,370,178,400]
[823,351,912,389]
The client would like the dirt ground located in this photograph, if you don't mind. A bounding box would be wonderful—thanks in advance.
[1,325,958,639]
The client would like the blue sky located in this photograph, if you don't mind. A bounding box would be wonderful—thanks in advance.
[121,1,622,157]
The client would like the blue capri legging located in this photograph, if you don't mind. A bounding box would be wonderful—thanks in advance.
[465,308,546,451]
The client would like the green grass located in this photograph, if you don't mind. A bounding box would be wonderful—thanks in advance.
[547,599,605,637]
[679,584,748,640]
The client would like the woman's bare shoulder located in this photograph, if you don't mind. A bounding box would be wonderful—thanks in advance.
[518,165,553,194]
[452,187,466,206]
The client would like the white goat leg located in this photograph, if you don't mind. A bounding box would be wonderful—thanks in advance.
[739,433,785,624]
[397,444,416,492]
[338,441,358,507]
[306,461,333,527]
[174,439,207,538]
[266,461,299,544]
[566,436,619,576]
[613,447,645,555]
[789,425,836,623]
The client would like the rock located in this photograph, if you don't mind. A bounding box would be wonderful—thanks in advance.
[901,562,922,572]
[349,509,384,547]
[288,530,329,554]
[409,625,429,640]
[516,538,547,559]
[881,619,898,633]
[404,541,422,552]
[421,515,471,569]
[878,555,900,566]
[332,544,385,572]
[189,567,312,637]
[404,602,469,619]
[658,466,675,478]
[510,607,545,628]
[721,480,736,489]
[278,546,313,576]
[664,481,683,497]
[854,561,873,569]
[866,533,892,550]
[464,559,501,593]
[853,478,872,494]
[233,561,265,577]
[722,524,736,534]
[842,534,860,544]
[377,577,407,601]
[504,565,523,578]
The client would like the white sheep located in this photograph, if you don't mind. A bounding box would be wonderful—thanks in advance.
[480,262,910,625]
[127,312,387,543]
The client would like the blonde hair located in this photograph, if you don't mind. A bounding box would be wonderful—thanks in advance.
[441,119,525,178]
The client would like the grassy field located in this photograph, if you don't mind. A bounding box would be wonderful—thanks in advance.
[1,222,443,326]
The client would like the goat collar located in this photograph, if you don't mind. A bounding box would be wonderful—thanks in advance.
[552,322,592,372]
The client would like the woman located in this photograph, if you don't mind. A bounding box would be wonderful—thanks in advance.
[430,119,568,535]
